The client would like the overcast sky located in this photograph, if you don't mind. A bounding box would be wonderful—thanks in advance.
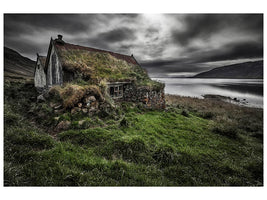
[4,14,263,77]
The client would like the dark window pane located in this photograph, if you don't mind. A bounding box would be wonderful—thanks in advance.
[110,87,114,97]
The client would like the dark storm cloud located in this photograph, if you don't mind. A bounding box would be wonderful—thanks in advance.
[172,14,263,46]
[4,14,263,77]
[98,27,136,43]
[4,14,140,58]
[195,41,263,63]
[4,14,94,36]
[140,59,206,77]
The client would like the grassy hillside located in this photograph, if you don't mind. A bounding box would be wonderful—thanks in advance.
[4,47,35,80]
[194,60,263,79]
[4,81,263,186]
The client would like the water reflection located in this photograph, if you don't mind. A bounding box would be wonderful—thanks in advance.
[152,78,263,108]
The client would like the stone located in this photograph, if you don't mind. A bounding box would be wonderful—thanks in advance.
[78,102,83,108]
[88,96,96,102]
[82,108,88,113]
[84,95,96,104]
[54,108,65,114]
[90,101,99,109]
[78,120,85,126]
[54,117,60,121]
[37,94,46,102]
[54,104,63,110]
[89,107,96,112]
[71,107,81,114]
[43,91,50,99]
[50,102,57,108]
[55,120,71,131]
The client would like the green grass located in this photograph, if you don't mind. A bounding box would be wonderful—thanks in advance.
[4,82,263,186]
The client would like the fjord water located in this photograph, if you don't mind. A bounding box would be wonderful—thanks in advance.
[152,78,263,108]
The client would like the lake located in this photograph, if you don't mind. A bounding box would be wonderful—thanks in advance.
[152,78,263,108]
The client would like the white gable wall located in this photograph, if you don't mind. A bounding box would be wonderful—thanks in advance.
[47,44,63,87]
[34,58,46,88]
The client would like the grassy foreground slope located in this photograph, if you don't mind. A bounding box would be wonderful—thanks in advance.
[4,81,263,186]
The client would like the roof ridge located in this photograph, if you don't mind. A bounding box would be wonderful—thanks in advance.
[54,40,139,65]
[62,41,133,59]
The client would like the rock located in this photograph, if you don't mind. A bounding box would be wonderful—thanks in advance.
[43,91,50,99]
[55,120,71,131]
[54,117,60,121]
[88,96,96,102]
[88,107,97,116]
[90,101,99,109]
[54,108,65,114]
[82,108,88,113]
[50,102,57,108]
[78,120,85,126]
[78,102,83,108]
[71,107,81,114]
[89,107,97,112]
[84,96,96,104]
[54,104,63,110]
[37,94,46,102]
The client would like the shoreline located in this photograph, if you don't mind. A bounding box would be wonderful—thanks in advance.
[165,93,263,110]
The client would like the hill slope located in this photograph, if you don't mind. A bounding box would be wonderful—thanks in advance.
[4,47,35,79]
[194,60,263,79]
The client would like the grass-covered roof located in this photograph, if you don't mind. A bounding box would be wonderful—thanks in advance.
[54,41,164,89]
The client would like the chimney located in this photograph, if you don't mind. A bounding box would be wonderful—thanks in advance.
[58,34,63,40]
[55,34,64,44]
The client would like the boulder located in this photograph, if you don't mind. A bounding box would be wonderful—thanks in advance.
[37,94,46,102]
[54,108,65,114]
[78,120,85,126]
[50,102,57,108]
[71,107,81,114]
[54,104,63,110]
[55,120,71,131]
[54,117,60,121]
[78,102,83,108]
[84,95,96,104]
[88,96,96,102]
[86,102,91,108]
[43,91,50,99]
[90,101,99,109]
[82,108,88,113]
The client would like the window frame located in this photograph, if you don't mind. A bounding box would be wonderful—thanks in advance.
[109,84,123,98]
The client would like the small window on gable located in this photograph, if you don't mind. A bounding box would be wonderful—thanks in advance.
[37,64,40,70]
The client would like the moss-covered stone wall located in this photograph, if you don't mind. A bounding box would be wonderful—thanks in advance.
[123,83,165,109]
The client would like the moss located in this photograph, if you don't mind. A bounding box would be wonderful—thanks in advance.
[49,84,103,109]
[57,49,163,89]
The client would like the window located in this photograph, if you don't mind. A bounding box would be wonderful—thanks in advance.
[109,85,123,98]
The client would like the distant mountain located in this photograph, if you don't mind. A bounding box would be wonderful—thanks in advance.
[4,47,35,79]
[194,60,263,79]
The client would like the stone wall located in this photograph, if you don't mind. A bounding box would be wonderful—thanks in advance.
[123,83,165,109]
